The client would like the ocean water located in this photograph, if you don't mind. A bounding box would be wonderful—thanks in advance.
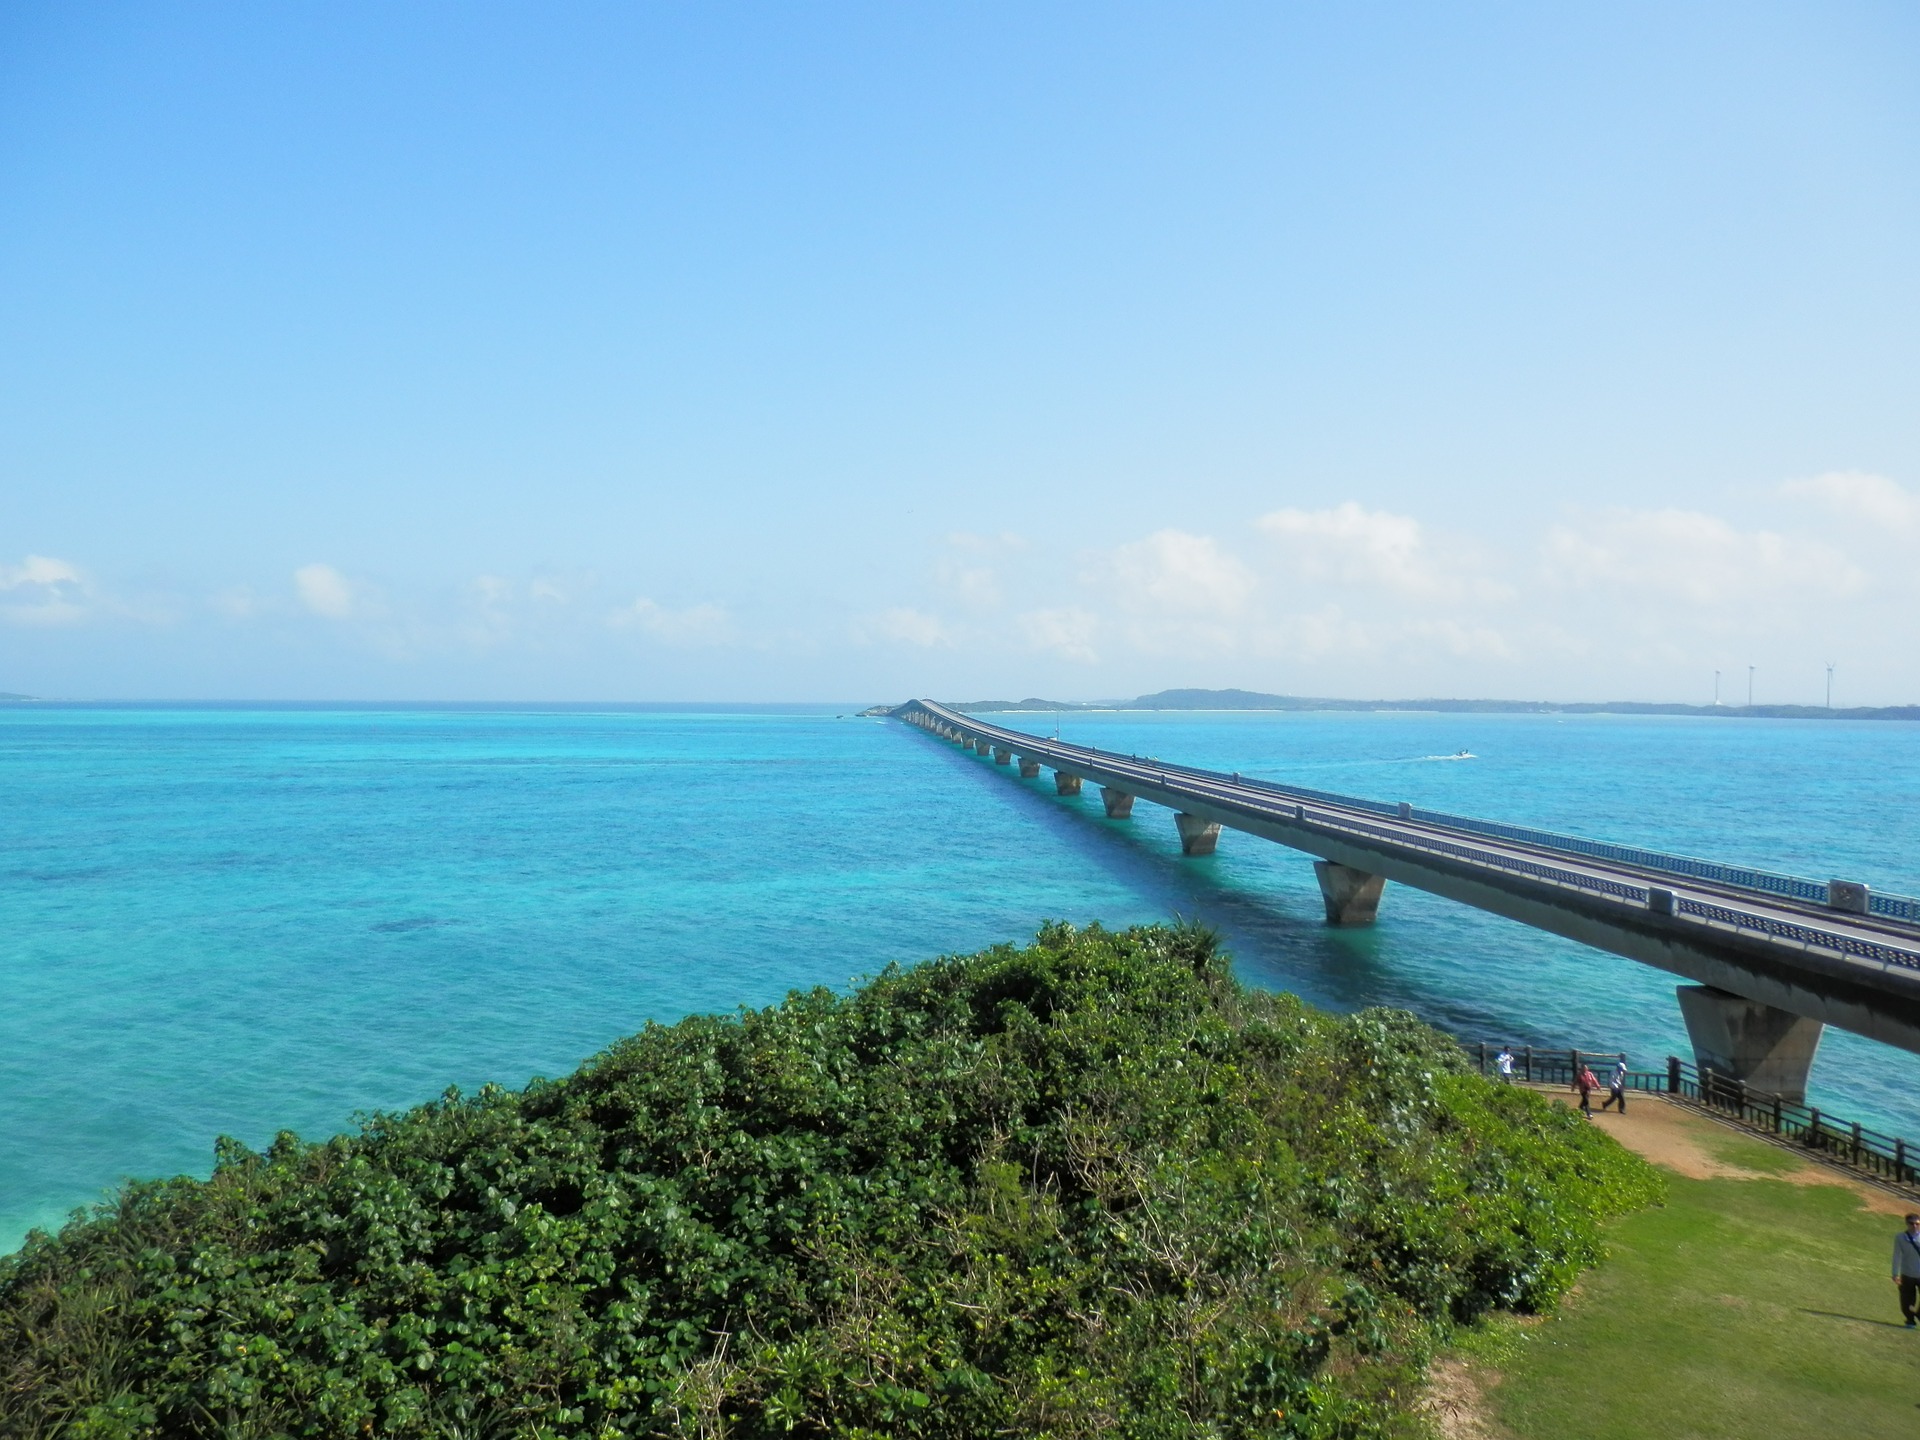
[4,702,1919,1254]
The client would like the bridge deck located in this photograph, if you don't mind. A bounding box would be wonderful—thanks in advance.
[900,699,1920,1059]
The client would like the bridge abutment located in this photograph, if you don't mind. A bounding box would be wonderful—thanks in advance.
[1314,861,1387,925]
[1101,787,1134,818]
[1054,771,1083,795]
[1174,813,1221,855]
[1676,985,1825,1102]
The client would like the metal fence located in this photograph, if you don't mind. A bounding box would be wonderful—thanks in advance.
[1470,1043,1920,1195]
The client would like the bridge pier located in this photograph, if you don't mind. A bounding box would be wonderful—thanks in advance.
[1174,813,1221,856]
[993,747,1012,765]
[1100,787,1134,819]
[1676,985,1825,1102]
[1018,757,1042,778]
[1313,861,1387,925]
[1054,771,1083,795]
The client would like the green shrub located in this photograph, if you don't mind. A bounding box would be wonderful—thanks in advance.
[0,923,1659,1438]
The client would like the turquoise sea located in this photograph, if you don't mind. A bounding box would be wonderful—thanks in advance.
[5,703,1920,1254]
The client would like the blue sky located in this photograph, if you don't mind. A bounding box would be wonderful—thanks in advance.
[3,2,1917,702]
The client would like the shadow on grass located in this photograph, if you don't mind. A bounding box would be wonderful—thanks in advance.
[1798,1308,1912,1331]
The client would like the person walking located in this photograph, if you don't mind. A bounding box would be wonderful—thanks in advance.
[1600,1059,1629,1113]
[1496,1047,1515,1083]
[1894,1214,1920,1327]
[1575,1065,1599,1117]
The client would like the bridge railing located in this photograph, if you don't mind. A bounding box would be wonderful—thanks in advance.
[1671,895,1920,970]
[907,701,1920,931]
[1200,782,1920,973]
[1152,747,1920,928]
[1470,1043,1920,1195]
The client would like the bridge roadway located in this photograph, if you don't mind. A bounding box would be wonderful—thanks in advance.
[898,699,1920,1100]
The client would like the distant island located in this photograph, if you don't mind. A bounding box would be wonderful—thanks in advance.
[941,687,1920,721]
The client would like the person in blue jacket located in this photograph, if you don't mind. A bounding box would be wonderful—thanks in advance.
[1893,1213,1920,1327]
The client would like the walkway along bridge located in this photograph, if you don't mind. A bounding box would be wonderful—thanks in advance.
[897,698,1920,1101]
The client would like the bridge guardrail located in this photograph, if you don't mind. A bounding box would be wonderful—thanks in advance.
[1673,896,1920,971]
[1471,1043,1920,1196]
[1300,803,1920,971]
[1294,800,1920,974]
[1300,805,1652,905]
[906,702,1920,952]
[1178,750,1918,927]
[911,702,1920,925]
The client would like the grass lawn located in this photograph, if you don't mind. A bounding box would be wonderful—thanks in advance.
[1461,1123,1920,1439]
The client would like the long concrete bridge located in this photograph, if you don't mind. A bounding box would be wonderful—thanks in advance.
[898,698,1920,1100]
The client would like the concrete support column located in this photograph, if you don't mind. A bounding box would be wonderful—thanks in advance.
[971,738,988,754]
[1174,813,1221,856]
[1018,757,1042,778]
[993,747,1012,765]
[1054,771,1083,795]
[1675,986,1825,1101]
[1100,787,1134,818]
[1313,861,1387,925]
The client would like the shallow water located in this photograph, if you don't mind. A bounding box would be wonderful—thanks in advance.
[4,703,1918,1252]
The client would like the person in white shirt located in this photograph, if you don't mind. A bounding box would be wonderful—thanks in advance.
[1600,1059,1628,1113]
[1893,1214,1920,1328]
[1496,1047,1515,1082]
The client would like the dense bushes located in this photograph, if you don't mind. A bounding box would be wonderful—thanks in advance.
[0,923,1659,1439]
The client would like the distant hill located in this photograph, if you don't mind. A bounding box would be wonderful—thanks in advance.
[942,688,1920,721]
[0,692,33,702]
[946,697,1101,713]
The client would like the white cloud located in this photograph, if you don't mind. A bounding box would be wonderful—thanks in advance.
[1104,530,1255,616]
[1020,606,1099,663]
[939,563,1001,608]
[1247,603,1373,661]
[608,596,733,645]
[1,555,82,589]
[0,554,90,626]
[1542,509,1862,606]
[294,563,362,619]
[211,586,258,619]
[1256,502,1505,601]
[472,574,513,605]
[1407,616,1514,659]
[935,532,1029,610]
[1780,471,1920,534]
[858,607,955,648]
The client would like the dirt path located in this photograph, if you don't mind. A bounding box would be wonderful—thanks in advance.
[1537,1087,1912,1216]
